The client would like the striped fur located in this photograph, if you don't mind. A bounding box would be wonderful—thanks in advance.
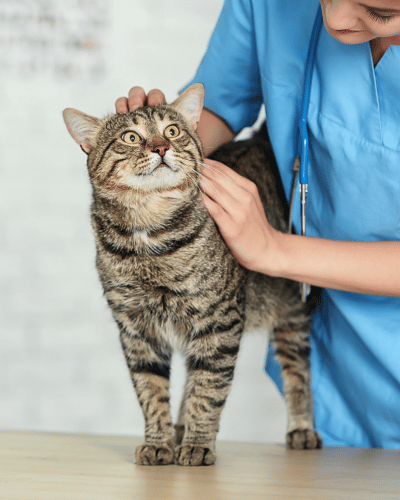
[63,86,321,465]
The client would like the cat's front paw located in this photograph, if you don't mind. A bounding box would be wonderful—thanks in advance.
[135,443,174,465]
[286,429,323,450]
[175,444,216,466]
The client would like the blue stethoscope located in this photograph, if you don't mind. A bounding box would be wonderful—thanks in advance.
[288,5,323,301]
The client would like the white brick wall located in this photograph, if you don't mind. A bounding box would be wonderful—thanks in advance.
[0,0,286,443]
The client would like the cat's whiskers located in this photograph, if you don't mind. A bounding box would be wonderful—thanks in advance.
[184,164,201,180]
[187,169,209,196]
[172,159,210,196]
[183,161,223,199]
[183,171,202,195]
[195,160,236,187]
[181,165,220,198]
[198,175,222,199]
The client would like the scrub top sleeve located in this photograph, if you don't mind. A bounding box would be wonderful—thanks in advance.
[181,0,263,133]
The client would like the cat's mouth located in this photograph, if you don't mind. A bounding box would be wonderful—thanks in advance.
[102,157,188,193]
[150,160,178,174]
[153,162,172,171]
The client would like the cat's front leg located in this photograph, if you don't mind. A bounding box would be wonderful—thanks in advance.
[176,319,243,466]
[119,325,175,465]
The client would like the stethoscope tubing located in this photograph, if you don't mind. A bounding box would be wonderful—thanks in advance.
[299,5,324,187]
[289,5,323,300]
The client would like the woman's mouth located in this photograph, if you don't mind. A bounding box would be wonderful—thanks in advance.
[336,29,359,34]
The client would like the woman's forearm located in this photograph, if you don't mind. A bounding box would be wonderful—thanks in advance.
[268,233,400,297]
[197,108,235,156]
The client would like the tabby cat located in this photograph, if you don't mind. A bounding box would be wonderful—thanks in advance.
[63,83,322,466]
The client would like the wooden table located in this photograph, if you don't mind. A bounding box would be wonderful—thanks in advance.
[0,431,399,499]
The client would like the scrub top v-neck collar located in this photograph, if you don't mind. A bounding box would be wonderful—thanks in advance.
[371,43,400,151]
[310,25,400,150]
[311,27,378,145]
[300,22,400,243]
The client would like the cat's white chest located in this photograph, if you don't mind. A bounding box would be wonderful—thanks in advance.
[133,229,151,246]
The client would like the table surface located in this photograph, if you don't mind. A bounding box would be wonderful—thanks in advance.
[1,431,399,500]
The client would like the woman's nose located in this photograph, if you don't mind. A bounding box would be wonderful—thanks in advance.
[324,0,359,30]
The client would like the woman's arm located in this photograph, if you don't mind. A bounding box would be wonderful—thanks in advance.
[200,159,400,297]
[196,109,235,156]
[273,234,400,297]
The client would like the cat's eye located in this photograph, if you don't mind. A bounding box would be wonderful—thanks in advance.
[165,125,180,139]
[121,131,141,145]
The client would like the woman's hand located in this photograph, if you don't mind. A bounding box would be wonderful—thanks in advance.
[199,158,281,274]
[115,87,166,113]
[199,158,400,296]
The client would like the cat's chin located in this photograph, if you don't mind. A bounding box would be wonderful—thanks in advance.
[148,163,179,182]
[148,165,194,193]
[102,177,194,197]
[126,167,193,195]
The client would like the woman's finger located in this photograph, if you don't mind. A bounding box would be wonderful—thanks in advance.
[200,160,256,215]
[204,159,256,190]
[201,192,237,235]
[127,86,147,111]
[115,97,129,114]
[199,170,237,214]
[201,189,270,272]
[146,89,166,107]
[201,191,225,219]
[202,159,266,215]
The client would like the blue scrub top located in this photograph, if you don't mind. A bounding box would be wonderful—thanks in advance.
[184,0,400,449]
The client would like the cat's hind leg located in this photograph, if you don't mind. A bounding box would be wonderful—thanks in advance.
[271,324,322,450]
[119,324,175,465]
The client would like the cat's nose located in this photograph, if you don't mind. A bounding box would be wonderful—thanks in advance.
[151,142,169,157]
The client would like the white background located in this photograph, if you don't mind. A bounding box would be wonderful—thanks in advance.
[0,0,286,443]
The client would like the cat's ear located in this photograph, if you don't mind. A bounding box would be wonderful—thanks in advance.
[171,83,204,130]
[63,108,101,154]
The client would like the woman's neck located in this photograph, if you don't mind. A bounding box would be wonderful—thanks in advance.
[370,34,400,66]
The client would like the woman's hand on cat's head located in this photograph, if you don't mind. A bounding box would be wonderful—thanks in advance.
[199,159,282,276]
[115,87,166,113]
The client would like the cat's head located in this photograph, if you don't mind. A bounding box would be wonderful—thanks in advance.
[63,83,204,201]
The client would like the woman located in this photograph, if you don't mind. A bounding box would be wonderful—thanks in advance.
[116,0,400,448]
